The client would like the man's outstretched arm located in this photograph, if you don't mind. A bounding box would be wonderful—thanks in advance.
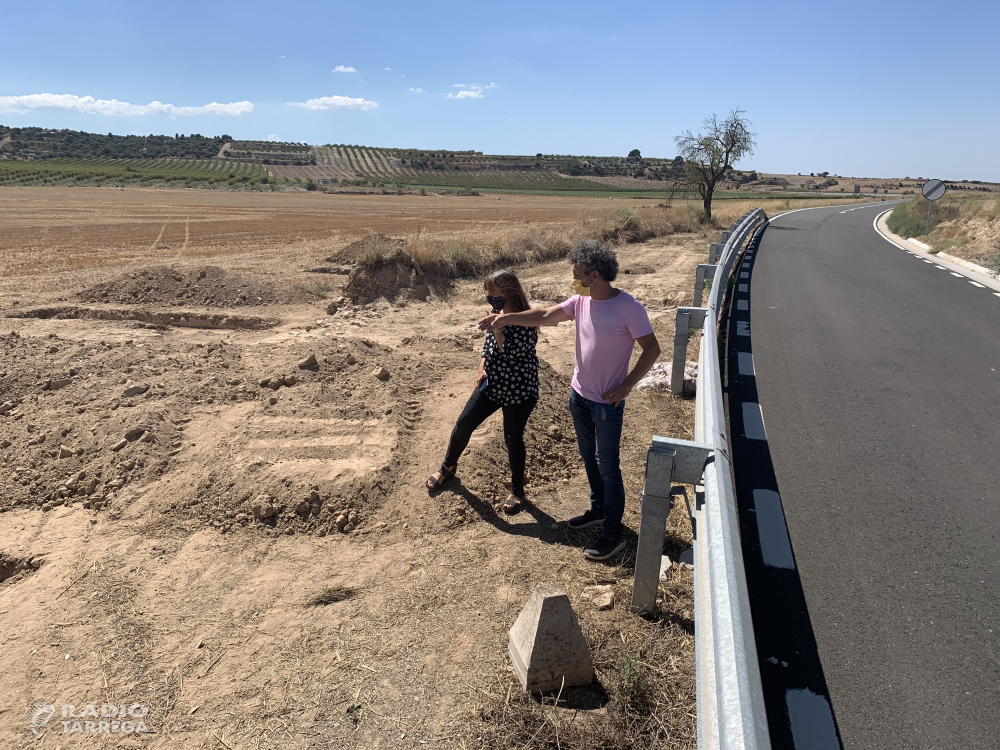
[478,304,571,331]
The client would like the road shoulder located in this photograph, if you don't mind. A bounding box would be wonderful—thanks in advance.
[875,209,1000,293]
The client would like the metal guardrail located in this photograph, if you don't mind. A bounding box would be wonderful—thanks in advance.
[691,208,770,750]
[627,209,770,748]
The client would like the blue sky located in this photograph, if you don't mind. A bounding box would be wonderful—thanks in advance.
[2,0,997,180]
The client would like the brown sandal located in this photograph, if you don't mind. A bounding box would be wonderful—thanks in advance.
[426,465,456,492]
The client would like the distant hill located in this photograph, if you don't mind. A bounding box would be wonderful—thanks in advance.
[0,125,699,188]
[0,126,231,160]
[7,124,967,196]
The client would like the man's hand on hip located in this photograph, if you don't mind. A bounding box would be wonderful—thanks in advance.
[603,382,632,407]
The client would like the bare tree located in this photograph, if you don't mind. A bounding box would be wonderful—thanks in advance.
[675,109,756,221]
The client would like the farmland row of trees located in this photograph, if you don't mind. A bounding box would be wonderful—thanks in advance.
[0,127,231,160]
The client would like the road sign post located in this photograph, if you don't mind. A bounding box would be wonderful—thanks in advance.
[922,179,946,235]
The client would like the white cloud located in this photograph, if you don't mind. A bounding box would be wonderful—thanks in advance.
[266,134,280,141]
[0,93,253,116]
[286,95,378,111]
[385,67,392,71]
[446,82,497,100]
[281,54,286,58]
[408,87,424,93]
[333,65,357,73]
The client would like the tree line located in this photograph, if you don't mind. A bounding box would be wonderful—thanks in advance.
[0,127,231,160]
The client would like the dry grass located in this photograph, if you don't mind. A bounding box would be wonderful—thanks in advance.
[351,201,770,282]
[70,553,182,728]
[409,226,577,278]
[919,193,1000,263]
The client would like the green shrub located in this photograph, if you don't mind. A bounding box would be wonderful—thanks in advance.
[984,250,1000,278]
[887,196,960,238]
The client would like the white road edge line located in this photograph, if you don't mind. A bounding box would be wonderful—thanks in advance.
[873,208,1000,294]
[969,281,985,288]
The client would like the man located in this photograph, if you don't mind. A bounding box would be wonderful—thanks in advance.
[479,239,660,560]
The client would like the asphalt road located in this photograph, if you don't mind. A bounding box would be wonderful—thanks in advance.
[730,202,1000,749]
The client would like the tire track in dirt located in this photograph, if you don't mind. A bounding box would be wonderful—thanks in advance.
[378,348,476,532]
[150,217,170,249]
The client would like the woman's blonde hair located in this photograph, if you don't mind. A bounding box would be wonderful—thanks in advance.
[484,269,531,314]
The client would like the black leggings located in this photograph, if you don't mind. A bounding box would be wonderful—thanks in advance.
[443,388,537,498]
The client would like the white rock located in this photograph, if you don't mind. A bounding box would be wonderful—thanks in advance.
[659,555,672,582]
[593,591,614,611]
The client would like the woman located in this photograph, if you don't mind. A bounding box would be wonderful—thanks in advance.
[426,269,539,513]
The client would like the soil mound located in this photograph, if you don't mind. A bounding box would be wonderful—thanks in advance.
[77,266,316,307]
[327,233,405,264]
[327,234,432,304]
[343,257,430,304]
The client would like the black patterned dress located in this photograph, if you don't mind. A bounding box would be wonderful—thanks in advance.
[481,325,539,405]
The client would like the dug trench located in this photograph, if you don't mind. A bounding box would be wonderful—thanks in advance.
[0,233,705,749]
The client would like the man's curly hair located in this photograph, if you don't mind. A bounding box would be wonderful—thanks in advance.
[567,239,619,282]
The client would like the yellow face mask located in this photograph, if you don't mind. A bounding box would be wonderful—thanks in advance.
[572,273,593,297]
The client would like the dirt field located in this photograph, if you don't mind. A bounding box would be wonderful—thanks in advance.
[0,187,740,748]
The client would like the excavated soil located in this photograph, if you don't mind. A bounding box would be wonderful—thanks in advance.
[0,551,42,585]
[78,265,317,307]
[329,234,435,305]
[7,305,280,330]
[0,201,713,749]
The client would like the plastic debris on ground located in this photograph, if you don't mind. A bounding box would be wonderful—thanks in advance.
[635,361,698,394]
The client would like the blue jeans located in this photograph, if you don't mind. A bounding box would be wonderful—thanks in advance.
[568,389,626,540]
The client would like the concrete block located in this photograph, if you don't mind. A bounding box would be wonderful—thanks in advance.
[508,584,593,693]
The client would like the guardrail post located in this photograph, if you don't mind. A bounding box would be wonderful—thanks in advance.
[630,437,712,615]
[693,264,717,308]
[720,230,733,246]
[708,243,723,264]
[671,307,707,395]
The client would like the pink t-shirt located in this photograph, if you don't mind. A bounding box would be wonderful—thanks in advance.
[559,291,654,403]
